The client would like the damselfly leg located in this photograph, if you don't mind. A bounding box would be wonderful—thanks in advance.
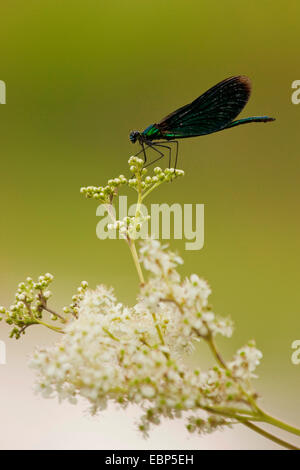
[134,140,179,169]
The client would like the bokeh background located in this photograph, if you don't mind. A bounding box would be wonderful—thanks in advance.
[0,0,299,450]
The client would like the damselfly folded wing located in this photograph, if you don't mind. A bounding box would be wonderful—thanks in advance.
[156,76,252,138]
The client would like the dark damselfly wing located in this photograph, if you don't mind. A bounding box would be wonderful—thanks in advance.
[157,76,254,138]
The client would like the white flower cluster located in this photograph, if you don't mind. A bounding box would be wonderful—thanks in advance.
[30,240,262,435]
[0,273,54,338]
[63,280,89,318]
[127,156,185,190]
[228,342,263,380]
[107,214,151,240]
[80,175,128,203]
[138,240,233,353]
[80,156,184,207]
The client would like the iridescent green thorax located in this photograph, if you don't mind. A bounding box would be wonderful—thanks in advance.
[142,124,162,140]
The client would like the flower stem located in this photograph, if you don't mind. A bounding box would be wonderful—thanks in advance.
[103,327,120,342]
[242,421,299,450]
[206,333,227,369]
[35,320,65,333]
[258,410,300,437]
[141,181,161,202]
[128,238,145,285]
[42,305,67,323]
[151,312,165,346]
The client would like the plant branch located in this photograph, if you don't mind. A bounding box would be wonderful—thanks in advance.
[42,304,67,323]
[258,410,300,437]
[128,238,145,285]
[35,319,65,333]
[243,421,299,450]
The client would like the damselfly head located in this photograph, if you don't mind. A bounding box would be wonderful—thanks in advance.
[129,130,140,143]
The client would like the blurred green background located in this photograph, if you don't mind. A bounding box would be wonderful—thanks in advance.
[0,0,299,449]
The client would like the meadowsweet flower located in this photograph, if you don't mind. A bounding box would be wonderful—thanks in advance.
[63,280,89,318]
[28,240,261,435]
[139,238,182,280]
[0,274,56,338]
[228,341,263,380]
[186,414,230,435]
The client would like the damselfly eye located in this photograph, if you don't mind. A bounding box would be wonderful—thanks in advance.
[129,130,139,143]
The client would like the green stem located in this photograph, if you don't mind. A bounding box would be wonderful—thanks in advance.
[103,327,120,342]
[130,175,167,346]
[243,421,299,450]
[141,181,161,202]
[125,173,146,285]
[42,305,67,323]
[201,405,259,423]
[258,410,300,437]
[105,198,145,286]
[202,404,299,449]
[207,333,227,369]
[211,406,260,418]
[128,238,145,285]
[35,319,65,333]
[151,312,165,346]
[135,182,143,219]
